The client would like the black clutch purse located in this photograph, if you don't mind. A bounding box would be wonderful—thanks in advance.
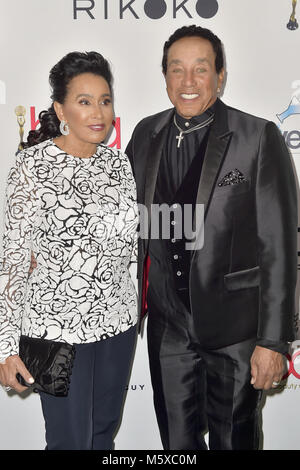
[16,335,76,397]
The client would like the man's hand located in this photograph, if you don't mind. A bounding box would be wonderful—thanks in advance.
[250,345,284,390]
[0,355,34,394]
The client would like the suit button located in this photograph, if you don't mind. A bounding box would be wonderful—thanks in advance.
[177,271,182,276]
[173,254,179,260]
[171,238,176,243]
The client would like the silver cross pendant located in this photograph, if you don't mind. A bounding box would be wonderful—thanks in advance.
[176,132,184,148]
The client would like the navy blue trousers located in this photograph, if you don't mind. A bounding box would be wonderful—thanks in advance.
[39,326,136,450]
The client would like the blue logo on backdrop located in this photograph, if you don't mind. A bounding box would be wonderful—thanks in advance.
[73,0,219,20]
[277,96,300,124]
[277,81,300,153]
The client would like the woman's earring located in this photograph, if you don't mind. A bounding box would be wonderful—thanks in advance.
[59,120,70,136]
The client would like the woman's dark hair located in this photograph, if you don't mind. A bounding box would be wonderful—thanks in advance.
[162,25,224,75]
[26,51,113,147]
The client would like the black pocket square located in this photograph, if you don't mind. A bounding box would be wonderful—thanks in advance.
[218,169,247,187]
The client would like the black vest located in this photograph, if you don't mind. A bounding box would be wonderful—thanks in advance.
[151,127,210,310]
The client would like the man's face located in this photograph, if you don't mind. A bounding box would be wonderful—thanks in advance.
[165,36,224,119]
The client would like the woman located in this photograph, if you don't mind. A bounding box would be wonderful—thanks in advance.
[0,51,138,450]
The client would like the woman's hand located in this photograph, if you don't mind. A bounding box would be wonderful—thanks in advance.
[0,355,34,393]
[28,251,37,275]
[1,255,37,393]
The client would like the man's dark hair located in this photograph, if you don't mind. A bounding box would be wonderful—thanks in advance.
[162,25,224,75]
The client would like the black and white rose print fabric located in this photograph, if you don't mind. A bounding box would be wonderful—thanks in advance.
[0,140,138,360]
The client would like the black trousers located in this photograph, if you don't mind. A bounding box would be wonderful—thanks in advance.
[39,326,136,450]
[147,297,262,450]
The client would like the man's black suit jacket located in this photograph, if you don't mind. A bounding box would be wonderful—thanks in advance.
[126,99,298,349]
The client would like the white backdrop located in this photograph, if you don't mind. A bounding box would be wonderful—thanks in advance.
[0,0,300,450]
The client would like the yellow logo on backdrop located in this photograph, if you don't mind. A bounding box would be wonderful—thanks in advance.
[287,0,298,30]
[15,105,26,152]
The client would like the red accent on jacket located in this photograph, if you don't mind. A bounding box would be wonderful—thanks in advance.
[141,254,150,318]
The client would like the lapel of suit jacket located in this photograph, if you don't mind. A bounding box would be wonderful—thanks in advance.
[195,99,233,220]
[144,108,174,251]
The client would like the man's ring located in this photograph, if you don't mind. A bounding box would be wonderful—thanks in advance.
[2,385,12,392]
[272,381,280,386]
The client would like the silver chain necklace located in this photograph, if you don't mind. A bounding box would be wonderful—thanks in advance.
[173,114,214,148]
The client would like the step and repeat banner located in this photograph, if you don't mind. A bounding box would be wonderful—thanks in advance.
[0,0,300,450]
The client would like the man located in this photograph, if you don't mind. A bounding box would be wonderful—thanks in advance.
[126,25,298,450]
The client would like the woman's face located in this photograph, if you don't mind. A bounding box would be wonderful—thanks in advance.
[54,72,113,151]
